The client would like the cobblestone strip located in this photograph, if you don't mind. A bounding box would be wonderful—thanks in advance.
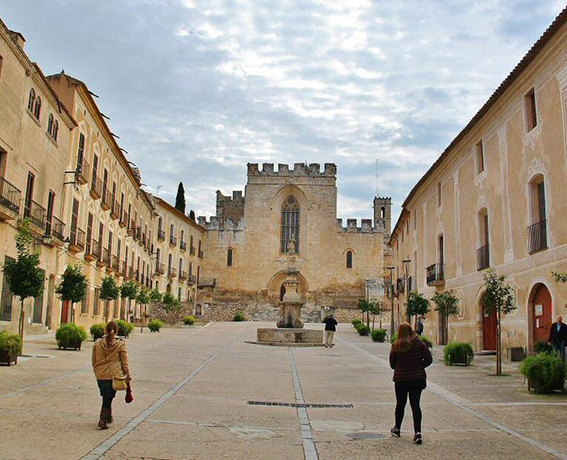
[82,328,244,460]
[289,348,319,460]
[339,337,566,459]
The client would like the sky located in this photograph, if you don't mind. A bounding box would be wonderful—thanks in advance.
[1,0,565,223]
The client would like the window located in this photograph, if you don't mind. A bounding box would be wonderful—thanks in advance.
[189,262,193,276]
[1,256,14,321]
[437,182,442,207]
[53,120,58,141]
[380,207,386,219]
[168,253,172,273]
[170,223,174,237]
[156,248,160,264]
[0,55,3,80]
[27,88,35,111]
[227,248,233,267]
[438,234,444,266]
[158,217,163,232]
[528,174,547,253]
[346,250,353,269]
[47,114,54,135]
[45,191,55,236]
[525,88,537,131]
[178,287,182,301]
[179,257,183,273]
[476,140,484,174]
[180,230,184,243]
[77,133,85,171]
[24,172,34,218]
[33,96,41,120]
[94,287,100,316]
[81,283,89,315]
[477,209,490,270]
[281,196,300,253]
[86,213,93,254]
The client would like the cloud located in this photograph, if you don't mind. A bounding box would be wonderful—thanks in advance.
[1,0,562,223]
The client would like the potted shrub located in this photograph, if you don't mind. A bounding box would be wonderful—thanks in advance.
[0,330,22,365]
[56,264,87,325]
[357,324,370,336]
[521,353,565,394]
[117,320,134,338]
[148,319,164,332]
[100,276,120,322]
[371,329,387,343]
[444,342,474,366]
[183,316,196,326]
[352,318,363,328]
[56,323,87,350]
[90,323,105,341]
[535,341,553,354]
[233,312,246,322]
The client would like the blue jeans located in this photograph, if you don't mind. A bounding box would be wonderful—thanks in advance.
[553,342,565,361]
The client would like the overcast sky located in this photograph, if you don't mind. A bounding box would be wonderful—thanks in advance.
[1,1,564,222]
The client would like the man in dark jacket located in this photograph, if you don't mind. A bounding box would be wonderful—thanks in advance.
[549,315,567,361]
[323,314,338,348]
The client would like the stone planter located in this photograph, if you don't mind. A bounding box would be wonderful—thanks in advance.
[446,353,472,366]
[527,376,565,394]
[0,349,18,366]
[57,339,83,351]
[507,347,526,362]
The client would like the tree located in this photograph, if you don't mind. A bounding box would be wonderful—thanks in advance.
[3,220,44,354]
[406,291,430,319]
[189,210,196,221]
[357,298,372,328]
[482,269,516,376]
[136,288,152,330]
[100,276,120,322]
[120,281,139,322]
[432,290,460,344]
[55,264,87,325]
[175,182,186,213]
[163,292,181,310]
[150,288,163,304]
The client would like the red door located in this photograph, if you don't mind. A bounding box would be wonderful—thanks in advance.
[61,300,70,324]
[482,307,497,351]
[533,284,552,344]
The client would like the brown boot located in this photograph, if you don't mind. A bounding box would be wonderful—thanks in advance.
[98,408,110,430]
[107,407,113,424]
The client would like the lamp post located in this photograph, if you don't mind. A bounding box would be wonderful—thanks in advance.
[402,258,411,323]
[386,266,395,338]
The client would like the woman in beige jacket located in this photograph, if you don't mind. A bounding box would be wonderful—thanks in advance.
[92,321,132,429]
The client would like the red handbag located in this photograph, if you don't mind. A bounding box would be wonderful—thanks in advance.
[125,383,134,404]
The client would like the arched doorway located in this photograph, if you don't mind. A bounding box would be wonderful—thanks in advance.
[480,293,497,351]
[280,284,286,301]
[530,283,552,346]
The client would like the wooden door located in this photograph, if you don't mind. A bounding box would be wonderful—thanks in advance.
[482,307,497,350]
[533,284,552,344]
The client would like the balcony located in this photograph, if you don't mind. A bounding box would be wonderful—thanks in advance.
[180,240,187,252]
[396,278,405,295]
[168,267,177,279]
[157,229,165,241]
[190,246,196,256]
[120,211,129,228]
[528,219,547,254]
[133,227,141,241]
[119,261,127,276]
[85,238,98,262]
[69,227,86,253]
[24,199,47,232]
[101,188,110,211]
[169,235,177,247]
[110,196,120,220]
[0,177,21,220]
[155,262,165,275]
[198,278,216,289]
[198,249,204,259]
[477,244,490,270]
[127,220,135,237]
[188,275,197,285]
[139,233,146,247]
[111,255,120,273]
[179,270,188,281]
[76,157,91,185]
[90,175,102,200]
[134,269,140,282]
[426,263,445,287]
[102,247,111,268]
[43,216,65,247]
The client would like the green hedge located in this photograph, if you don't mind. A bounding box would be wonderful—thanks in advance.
[444,342,474,366]
[357,324,370,336]
[233,312,246,322]
[0,330,22,355]
[117,320,134,338]
[183,316,196,325]
[148,319,164,332]
[90,323,105,341]
[521,353,565,394]
[56,323,87,350]
[371,329,387,343]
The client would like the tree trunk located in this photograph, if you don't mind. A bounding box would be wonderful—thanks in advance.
[19,299,25,356]
[372,315,375,331]
[496,309,502,376]
[70,302,74,323]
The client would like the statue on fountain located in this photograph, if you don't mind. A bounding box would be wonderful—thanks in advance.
[277,267,304,328]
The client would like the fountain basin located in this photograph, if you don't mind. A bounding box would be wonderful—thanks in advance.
[249,328,324,347]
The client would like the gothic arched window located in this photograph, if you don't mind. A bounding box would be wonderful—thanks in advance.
[28,88,35,111]
[227,248,233,267]
[281,196,300,253]
[346,250,353,269]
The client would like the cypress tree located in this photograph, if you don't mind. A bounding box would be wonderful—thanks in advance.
[189,210,196,221]
[175,182,186,213]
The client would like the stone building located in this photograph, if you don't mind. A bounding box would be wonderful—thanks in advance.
[389,7,567,353]
[198,163,389,322]
[152,197,205,305]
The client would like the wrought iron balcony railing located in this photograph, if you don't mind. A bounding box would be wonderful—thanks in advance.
[528,219,547,254]
[157,229,165,241]
[25,199,46,231]
[0,177,21,218]
[426,263,445,286]
[477,244,490,270]
[180,240,187,251]
[69,227,86,252]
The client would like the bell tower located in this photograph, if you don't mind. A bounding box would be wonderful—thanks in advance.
[373,196,392,236]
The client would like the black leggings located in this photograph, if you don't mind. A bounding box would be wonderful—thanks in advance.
[97,380,117,409]
[394,380,425,433]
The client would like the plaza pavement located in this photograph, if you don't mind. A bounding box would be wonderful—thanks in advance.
[1,322,567,459]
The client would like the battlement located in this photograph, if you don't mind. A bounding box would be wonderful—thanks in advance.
[216,190,245,205]
[247,162,337,177]
[336,218,381,233]
[198,216,244,232]
[216,190,245,225]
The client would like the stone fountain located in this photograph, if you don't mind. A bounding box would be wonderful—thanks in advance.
[253,267,324,346]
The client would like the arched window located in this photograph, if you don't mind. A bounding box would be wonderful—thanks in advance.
[168,253,173,274]
[180,229,184,243]
[281,196,300,253]
[156,248,161,264]
[158,217,163,231]
[33,96,42,120]
[380,207,386,219]
[346,250,353,269]
[477,209,489,270]
[170,223,174,236]
[528,174,547,253]
[189,261,193,276]
[53,120,58,141]
[179,257,183,273]
[227,248,233,267]
[27,88,35,111]
[47,114,54,135]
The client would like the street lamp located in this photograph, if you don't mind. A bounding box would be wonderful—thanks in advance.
[402,258,411,323]
[386,265,395,338]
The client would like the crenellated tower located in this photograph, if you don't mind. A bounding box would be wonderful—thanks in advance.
[373,196,392,236]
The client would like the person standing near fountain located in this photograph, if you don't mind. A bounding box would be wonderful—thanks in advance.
[323,314,338,348]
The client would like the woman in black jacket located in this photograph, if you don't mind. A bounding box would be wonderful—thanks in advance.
[389,322,433,444]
